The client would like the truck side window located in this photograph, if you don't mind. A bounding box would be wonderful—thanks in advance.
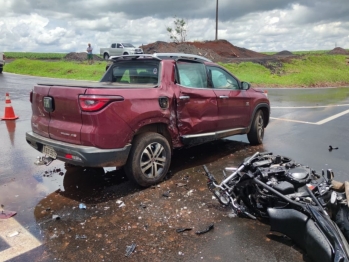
[177,62,208,88]
[208,66,239,89]
[117,44,122,48]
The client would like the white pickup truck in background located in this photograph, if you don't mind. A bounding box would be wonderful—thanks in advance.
[0,52,5,73]
[100,43,143,60]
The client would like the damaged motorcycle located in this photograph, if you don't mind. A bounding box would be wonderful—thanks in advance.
[203,152,349,262]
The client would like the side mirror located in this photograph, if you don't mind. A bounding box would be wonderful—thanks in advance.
[241,81,250,90]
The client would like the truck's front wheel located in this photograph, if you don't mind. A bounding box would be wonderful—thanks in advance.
[103,53,109,60]
[125,132,171,187]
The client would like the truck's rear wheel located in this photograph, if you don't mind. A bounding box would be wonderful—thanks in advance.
[0,67,3,73]
[104,53,109,60]
[125,132,171,187]
[247,110,264,145]
[123,52,129,55]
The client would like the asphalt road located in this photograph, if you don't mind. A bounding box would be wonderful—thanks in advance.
[1,72,349,262]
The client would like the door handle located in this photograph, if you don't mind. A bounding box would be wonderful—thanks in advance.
[179,96,190,100]
[219,95,229,99]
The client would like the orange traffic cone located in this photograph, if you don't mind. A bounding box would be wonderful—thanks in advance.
[1,93,19,120]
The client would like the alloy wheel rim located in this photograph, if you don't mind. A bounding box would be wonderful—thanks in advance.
[140,142,166,178]
[257,115,264,139]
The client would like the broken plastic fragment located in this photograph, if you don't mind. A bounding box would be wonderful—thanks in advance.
[52,215,60,220]
[79,203,87,209]
[119,202,126,208]
[186,189,194,197]
[162,190,171,197]
[75,234,87,240]
[0,210,17,219]
[8,231,19,237]
[329,145,339,151]
[196,223,214,235]
[228,212,237,218]
[176,228,192,233]
[176,183,187,187]
[125,243,136,257]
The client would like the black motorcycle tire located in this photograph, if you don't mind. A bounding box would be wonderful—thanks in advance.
[335,205,349,242]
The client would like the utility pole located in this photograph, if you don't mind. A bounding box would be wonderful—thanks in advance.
[215,0,218,40]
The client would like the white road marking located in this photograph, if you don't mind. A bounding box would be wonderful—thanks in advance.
[0,218,42,261]
[270,117,318,125]
[271,104,349,109]
[316,109,349,125]
[271,109,349,125]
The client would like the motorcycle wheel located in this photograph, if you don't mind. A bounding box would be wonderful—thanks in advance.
[335,205,349,242]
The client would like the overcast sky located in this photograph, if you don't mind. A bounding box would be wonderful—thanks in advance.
[1,0,348,53]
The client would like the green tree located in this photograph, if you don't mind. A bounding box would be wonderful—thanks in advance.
[166,16,187,43]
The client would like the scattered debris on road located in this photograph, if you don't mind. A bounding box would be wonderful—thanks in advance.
[176,228,193,233]
[7,231,19,237]
[75,234,87,240]
[195,223,214,235]
[52,215,60,220]
[0,209,17,219]
[79,203,87,209]
[162,190,171,197]
[329,145,339,151]
[125,243,136,257]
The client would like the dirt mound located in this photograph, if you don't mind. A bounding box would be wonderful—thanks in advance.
[328,47,349,55]
[141,40,266,62]
[64,52,103,62]
[274,50,293,56]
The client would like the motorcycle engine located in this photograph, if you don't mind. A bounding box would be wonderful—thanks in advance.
[257,162,312,194]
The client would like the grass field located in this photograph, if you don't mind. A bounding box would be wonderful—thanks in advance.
[221,55,349,87]
[5,59,107,80]
[3,52,349,86]
[4,52,67,59]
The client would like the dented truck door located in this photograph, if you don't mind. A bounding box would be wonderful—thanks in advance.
[174,61,218,145]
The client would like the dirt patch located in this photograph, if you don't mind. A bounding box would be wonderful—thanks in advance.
[64,52,103,62]
[328,47,349,55]
[275,50,293,56]
[141,40,300,75]
[141,40,267,63]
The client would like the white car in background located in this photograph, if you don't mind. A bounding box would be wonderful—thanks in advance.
[0,52,5,73]
[100,43,143,60]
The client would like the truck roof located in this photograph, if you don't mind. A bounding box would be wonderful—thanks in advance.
[109,53,212,63]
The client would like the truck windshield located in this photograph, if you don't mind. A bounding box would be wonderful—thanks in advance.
[108,60,159,85]
[122,43,135,48]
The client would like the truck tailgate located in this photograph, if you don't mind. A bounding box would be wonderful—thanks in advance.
[32,84,87,145]
[48,87,87,144]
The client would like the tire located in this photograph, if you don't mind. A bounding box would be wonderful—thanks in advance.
[123,52,129,55]
[0,67,3,74]
[335,205,349,242]
[247,110,264,145]
[104,53,109,60]
[125,132,171,187]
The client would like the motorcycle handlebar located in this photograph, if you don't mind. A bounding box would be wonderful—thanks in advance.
[203,165,216,182]
[243,152,260,166]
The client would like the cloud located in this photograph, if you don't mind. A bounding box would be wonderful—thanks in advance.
[0,0,348,53]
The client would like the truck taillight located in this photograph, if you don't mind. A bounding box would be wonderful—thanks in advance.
[79,95,124,112]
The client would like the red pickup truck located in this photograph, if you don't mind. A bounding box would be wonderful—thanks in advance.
[26,53,270,187]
